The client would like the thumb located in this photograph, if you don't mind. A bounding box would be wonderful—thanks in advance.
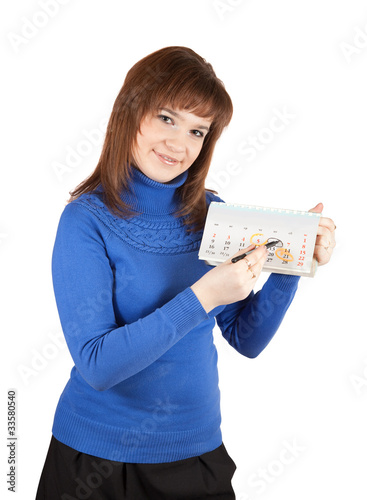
[308,202,323,214]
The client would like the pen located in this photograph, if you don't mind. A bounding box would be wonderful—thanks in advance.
[231,239,281,264]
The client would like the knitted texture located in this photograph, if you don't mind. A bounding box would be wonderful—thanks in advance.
[77,197,204,254]
[50,166,300,463]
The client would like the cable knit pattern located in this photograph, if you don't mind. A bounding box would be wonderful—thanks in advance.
[76,196,204,255]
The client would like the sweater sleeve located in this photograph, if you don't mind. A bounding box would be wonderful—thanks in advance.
[51,202,209,391]
[215,274,300,358]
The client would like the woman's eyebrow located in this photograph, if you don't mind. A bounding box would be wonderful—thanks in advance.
[160,107,210,132]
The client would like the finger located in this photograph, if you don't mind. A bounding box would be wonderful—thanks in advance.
[310,204,337,235]
[308,202,324,214]
[316,226,336,248]
[245,266,259,281]
[244,257,267,282]
[314,244,332,266]
[318,216,336,233]
[245,248,268,276]
[316,233,336,250]
[233,245,268,268]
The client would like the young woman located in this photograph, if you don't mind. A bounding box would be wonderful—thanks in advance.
[36,46,336,499]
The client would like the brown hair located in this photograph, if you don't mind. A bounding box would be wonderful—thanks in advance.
[69,46,233,233]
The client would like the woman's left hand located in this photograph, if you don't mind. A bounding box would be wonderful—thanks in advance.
[309,203,336,266]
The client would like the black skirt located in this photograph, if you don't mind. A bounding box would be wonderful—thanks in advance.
[36,435,237,499]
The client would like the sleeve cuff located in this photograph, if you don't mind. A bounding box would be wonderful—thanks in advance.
[267,273,301,293]
[160,287,209,336]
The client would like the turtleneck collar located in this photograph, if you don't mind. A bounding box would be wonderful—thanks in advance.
[120,166,189,216]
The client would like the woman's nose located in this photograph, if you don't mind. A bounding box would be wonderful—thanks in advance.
[165,134,186,154]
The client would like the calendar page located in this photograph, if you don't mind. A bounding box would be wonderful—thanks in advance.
[198,202,321,277]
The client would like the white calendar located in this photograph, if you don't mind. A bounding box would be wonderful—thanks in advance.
[198,202,321,277]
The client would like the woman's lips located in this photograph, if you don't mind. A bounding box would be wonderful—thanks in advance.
[153,150,179,166]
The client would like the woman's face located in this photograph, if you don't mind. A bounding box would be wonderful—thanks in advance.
[132,107,212,183]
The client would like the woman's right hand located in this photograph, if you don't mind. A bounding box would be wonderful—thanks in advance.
[190,245,268,313]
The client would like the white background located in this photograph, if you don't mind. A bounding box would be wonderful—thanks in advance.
[1,1,366,498]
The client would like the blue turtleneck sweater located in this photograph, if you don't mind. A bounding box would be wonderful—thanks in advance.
[51,166,300,463]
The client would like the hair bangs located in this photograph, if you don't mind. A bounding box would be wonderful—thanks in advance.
[150,70,232,129]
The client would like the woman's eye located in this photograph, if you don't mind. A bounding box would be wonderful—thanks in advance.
[191,129,204,138]
[158,114,173,124]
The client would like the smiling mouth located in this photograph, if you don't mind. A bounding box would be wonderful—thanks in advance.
[154,150,180,165]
